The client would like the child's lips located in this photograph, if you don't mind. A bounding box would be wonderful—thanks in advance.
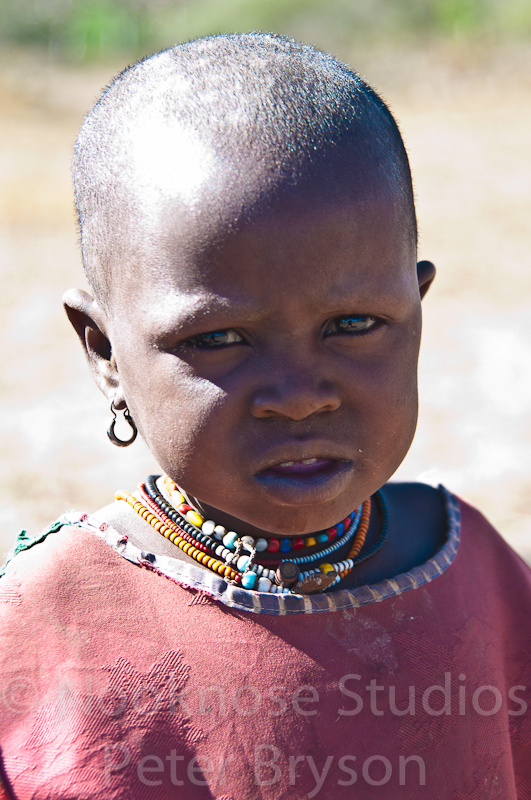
[254,457,353,505]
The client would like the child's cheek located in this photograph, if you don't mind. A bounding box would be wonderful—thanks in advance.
[124,357,229,477]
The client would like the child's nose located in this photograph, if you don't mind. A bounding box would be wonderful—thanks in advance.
[249,361,341,421]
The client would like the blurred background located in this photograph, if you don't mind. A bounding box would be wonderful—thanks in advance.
[1,0,530,560]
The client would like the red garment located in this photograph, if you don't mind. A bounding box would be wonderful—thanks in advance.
[0,492,530,799]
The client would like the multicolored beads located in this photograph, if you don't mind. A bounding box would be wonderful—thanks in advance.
[118,474,389,596]
[163,475,353,558]
[158,475,371,585]
[115,489,240,583]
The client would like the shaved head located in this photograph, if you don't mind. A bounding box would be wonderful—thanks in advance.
[73,33,416,308]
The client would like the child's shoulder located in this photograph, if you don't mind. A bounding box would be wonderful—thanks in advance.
[349,481,449,589]
[385,480,531,589]
[0,514,132,620]
[383,480,447,543]
[356,481,529,591]
[1,516,105,577]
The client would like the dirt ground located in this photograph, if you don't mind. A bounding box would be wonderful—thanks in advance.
[1,43,530,561]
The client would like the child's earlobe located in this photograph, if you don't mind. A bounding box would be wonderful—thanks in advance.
[62,288,121,401]
[417,260,436,299]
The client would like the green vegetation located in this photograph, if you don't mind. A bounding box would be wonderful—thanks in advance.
[0,0,529,61]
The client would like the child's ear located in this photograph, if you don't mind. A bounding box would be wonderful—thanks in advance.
[62,288,124,406]
[417,260,436,299]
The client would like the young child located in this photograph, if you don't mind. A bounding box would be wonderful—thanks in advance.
[0,33,530,799]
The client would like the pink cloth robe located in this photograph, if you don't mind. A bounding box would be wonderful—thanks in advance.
[0,489,530,799]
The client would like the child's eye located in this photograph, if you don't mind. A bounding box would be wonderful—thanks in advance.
[325,315,377,335]
[182,329,244,349]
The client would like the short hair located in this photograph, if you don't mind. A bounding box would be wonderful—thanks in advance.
[73,33,416,307]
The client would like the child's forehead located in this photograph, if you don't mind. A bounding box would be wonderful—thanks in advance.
[105,152,414,322]
[118,154,401,260]
[123,124,410,243]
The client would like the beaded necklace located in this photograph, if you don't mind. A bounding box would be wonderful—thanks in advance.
[141,475,365,591]
[162,474,358,558]
[117,475,389,594]
[154,475,363,568]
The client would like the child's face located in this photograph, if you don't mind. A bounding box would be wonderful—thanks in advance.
[78,164,429,537]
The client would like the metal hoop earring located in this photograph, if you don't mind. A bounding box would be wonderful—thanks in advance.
[107,400,138,447]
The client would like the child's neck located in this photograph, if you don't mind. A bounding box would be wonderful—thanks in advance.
[187,494,333,541]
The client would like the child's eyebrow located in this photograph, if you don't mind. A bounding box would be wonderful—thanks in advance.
[145,293,266,340]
